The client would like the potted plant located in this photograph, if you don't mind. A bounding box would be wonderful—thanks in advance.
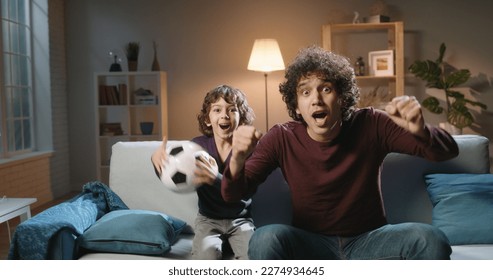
[409,43,486,132]
[124,42,140,71]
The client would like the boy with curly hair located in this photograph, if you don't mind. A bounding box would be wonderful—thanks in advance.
[152,85,256,259]
[221,46,459,260]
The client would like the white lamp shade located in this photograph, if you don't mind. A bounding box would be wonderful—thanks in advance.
[247,39,285,72]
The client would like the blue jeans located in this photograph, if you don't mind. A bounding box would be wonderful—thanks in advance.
[248,223,451,260]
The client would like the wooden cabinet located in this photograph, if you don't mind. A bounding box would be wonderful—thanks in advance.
[322,22,404,106]
[95,71,168,184]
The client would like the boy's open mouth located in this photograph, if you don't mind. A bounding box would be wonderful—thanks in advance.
[219,123,231,130]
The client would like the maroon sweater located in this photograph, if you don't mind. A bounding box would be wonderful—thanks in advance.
[222,108,459,236]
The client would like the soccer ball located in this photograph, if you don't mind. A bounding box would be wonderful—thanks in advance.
[160,141,209,193]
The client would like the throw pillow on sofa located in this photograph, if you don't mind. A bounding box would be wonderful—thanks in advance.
[120,209,188,237]
[77,209,187,256]
[425,173,493,245]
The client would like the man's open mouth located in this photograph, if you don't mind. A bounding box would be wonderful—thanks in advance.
[312,111,328,121]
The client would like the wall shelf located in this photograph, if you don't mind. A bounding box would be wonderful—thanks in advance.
[94,71,168,184]
[322,22,404,104]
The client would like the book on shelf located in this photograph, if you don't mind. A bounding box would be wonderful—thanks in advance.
[100,122,124,136]
[118,83,128,105]
[98,84,127,105]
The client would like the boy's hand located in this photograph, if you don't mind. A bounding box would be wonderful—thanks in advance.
[151,136,168,175]
[230,126,263,177]
[193,153,219,186]
[385,96,428,139]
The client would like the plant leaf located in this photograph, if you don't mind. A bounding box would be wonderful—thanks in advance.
[447,90,487,110]
[437,43,446,64]
[446,90,464,99]
[466,100,488,110]
[409,60,442,88]
[409,42,484,129]
[444,69,470,88]
[422,96,444,114]
[448,101,473,129]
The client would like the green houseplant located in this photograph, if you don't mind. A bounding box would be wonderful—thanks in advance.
[124,42,140,71]
[409,43,486,130]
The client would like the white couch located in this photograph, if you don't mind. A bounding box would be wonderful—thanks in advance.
[79,135,493,260]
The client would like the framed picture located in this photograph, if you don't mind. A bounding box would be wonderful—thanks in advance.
[368,50,394,76]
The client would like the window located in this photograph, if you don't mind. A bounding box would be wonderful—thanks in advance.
[0,0,33,158]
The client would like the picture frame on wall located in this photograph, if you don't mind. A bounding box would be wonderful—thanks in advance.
[368,50,394,76]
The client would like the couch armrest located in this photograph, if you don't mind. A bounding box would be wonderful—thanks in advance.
[8,198,98,259]
[381,134,490,224]
[47,227,78,260]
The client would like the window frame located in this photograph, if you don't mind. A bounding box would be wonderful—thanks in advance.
[0,0,34,159]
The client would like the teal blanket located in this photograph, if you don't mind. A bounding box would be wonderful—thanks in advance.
[8,181,128,260]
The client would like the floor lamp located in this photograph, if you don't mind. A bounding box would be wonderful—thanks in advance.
[247,39,285,132]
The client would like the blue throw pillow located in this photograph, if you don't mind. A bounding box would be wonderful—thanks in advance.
[425,173,493,245]
[78,209,187,256]
[107,209,188,237]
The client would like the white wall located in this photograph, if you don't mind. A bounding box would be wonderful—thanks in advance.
[65,0,493,189]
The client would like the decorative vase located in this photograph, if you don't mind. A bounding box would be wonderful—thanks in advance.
[128,60,138,72]
[151,41,160,71]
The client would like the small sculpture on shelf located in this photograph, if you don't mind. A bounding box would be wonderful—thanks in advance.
[108,50,122,72]
[354,56,365,76]
[352,11,360,24]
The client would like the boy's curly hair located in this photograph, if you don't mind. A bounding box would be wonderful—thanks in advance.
[197,85,255,137]
[279,46,360,122]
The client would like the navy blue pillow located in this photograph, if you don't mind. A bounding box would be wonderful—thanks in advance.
[78,209,187,256]
[425,173,493,245]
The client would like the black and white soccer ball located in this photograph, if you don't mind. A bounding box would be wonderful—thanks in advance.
[160,141,210,193]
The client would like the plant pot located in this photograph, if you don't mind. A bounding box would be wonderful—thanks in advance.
[140,122,154,135]
[128,60,138,72]
[439,122,462,135]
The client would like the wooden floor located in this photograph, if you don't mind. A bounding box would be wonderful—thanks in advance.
[0,192,79,260]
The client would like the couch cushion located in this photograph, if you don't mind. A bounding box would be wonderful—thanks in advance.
[78,209,185,256]
[78,233,194,260]
[451,245,493,260]
[425,173,493,245]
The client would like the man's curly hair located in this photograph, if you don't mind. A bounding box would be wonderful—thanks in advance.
[279,46,360,122]
[197,85,255,137]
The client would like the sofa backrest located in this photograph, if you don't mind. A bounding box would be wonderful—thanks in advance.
[381,134,490,224]
[110,141,199,229]
[109,140,293,230]
[109,135,490,231]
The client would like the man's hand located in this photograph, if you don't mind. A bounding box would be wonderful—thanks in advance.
[151,136,167,176]
[385,95,428,139]
[229,126,263,177]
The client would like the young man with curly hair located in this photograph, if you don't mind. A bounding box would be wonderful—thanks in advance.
[221,46,459,260]
[152,85,256,259]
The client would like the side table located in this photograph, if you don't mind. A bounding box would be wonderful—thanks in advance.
[0,197,37,242]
